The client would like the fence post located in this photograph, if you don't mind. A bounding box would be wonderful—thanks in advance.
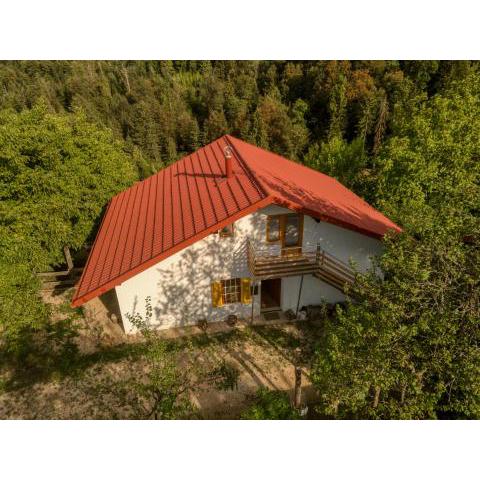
[63,246,73,272]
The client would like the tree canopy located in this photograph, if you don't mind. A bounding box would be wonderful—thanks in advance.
[0,104,139,355]
[311,72,480,419]
[0,61,476,171]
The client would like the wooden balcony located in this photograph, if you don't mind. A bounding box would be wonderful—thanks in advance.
[314,250,355,291]
[246,238,355,291]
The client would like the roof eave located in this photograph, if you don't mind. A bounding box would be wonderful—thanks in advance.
[271,196,402,240]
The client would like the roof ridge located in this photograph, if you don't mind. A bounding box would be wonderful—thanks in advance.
[225,135,380,210]
[224,135,272,198]
[226,134,326,176]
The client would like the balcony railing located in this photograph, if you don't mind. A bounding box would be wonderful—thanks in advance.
[246,238,355,291]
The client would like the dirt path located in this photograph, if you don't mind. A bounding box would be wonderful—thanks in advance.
[0,290,323,419]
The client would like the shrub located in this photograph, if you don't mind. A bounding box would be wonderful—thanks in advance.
[242,387,301,420]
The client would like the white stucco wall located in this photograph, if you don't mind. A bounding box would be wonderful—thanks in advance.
[281,275,346,312]
[303,215,383,273]
[114,204,383,333]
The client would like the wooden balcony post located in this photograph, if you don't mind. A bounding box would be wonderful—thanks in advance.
[250,280,255,324]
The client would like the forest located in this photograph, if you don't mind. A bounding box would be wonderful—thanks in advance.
[0,61,479,419]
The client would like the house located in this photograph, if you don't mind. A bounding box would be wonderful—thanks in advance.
[71,135,401,333]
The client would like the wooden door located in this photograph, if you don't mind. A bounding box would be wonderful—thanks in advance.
[261,278,282,310]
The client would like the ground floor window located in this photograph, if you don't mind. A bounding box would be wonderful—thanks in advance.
[222,278,241,304]
[211,277,252,307]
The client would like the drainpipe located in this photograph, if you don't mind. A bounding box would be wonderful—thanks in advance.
[250,280,255,325]
[296,274,304,318]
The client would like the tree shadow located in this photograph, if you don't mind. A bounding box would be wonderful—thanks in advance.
[0,324,242,395]
[145,212,266,329]
[249,320,325,367]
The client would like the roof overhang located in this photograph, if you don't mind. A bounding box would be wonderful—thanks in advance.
[71,195,275,307]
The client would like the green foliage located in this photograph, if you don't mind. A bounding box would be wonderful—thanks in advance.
[242,387,301,420]
[0,104,138,266]
[304,136,370,196]
[251,93,309,159]
[311,72,480,419]
[0,104,139,357]
[312,229,480,419]
[4,60,471,167]
[373,73,480,234]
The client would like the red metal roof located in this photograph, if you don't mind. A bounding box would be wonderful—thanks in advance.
[72,135,401,307]
[228,136,401,239]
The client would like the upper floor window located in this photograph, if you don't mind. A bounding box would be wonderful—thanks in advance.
[266,213,304,251]
[284,214,302,248]
[266,216,281,242]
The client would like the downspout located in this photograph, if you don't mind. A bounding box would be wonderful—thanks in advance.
[295,274,304,318]
[250,280,255,325]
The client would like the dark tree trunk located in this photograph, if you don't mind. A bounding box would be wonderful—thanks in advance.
[373,386,381,408]
[64,246,73,271]
[294,366,302,408]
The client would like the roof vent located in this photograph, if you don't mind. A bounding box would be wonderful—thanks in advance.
[223,145,233,179]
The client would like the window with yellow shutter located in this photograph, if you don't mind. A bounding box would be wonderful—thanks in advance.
[221,278,241,304]
[241,278,252,304]
[211,281,224,307]
[212,278,252,307]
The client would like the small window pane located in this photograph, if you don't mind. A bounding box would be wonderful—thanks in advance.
[284,215,300,247]
[267,217,280,242]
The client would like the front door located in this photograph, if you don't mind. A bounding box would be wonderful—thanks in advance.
[281,214,303,256]
[261,278,281,310]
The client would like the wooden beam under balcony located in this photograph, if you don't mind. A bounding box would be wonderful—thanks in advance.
[254,266,319,280]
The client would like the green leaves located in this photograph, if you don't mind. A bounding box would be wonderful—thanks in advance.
[311,72,480,419]
[304,136,370,196]
[241,387,301,420]
[375,73,480,234]
[0,104,139,356]
[122,299,239,419]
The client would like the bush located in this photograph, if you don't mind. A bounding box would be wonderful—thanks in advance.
[241,387,301,420]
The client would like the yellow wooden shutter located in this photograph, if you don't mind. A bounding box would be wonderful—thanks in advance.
[211,281,224,307]
[241,278,252,304]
